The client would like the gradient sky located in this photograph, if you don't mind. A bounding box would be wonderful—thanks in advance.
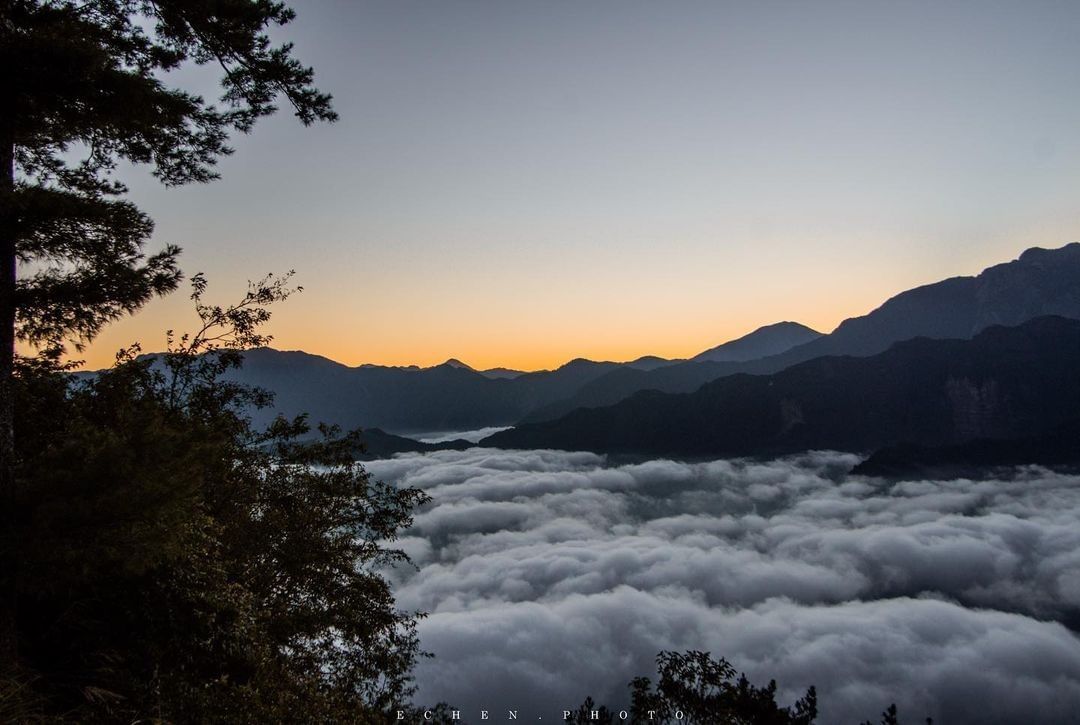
[70,0,1080,371]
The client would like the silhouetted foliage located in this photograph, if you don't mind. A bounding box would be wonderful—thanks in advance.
[568,651,941,725]
[860,703,905,725]
[5,0,335,344]
[564,696,616,725]
[8,277,427,722]
[0,0,336,667]
[568,650,818,725]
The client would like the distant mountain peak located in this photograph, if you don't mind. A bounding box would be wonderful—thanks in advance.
[823,241,1080,349]
[625,355,677,371]
[692,321,823,363]
[558,357,600,370]
[767,320,818,331]
[216,242,1080,437]
[1018,241,1079,263]
[438,358,475,370]
[486,315,1080,458]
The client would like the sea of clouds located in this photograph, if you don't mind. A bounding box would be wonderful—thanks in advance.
[364,448,1080,724]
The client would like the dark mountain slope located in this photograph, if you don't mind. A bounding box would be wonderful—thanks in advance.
[519,323,825,423]
[851,419,1080,479]
[354,428,473,460]
[225,349,627,433]
[523,243,1080,422]
[479,367,525,379]
[774,242,1080,360]
[692,321,822,363]
[484,316,1080,458]
[625,355,678,371]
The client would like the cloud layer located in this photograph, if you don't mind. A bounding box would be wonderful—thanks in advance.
[365,449,1080,723]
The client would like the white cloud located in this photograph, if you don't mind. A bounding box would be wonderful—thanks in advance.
[365,449,1080,723]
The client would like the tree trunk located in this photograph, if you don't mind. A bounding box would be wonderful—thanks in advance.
[0,111,17,667]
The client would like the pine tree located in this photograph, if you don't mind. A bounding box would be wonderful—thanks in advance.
[0,0,335,660]
[574,650,819,724]
[11,276,429,721]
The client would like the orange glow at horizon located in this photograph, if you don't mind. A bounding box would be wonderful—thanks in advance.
[267,302,859,373]
[44,229,1075,373]
[47,244,980,373]
[31,222,1080,374]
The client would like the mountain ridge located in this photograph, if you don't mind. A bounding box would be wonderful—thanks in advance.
[104,243,1080,437]
[520,243,1080,423]
[193,323,822,433]
[692,321,822,363]
[484,316,1080,458]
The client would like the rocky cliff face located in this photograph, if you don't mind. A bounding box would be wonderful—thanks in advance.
[945,377,1004,441]
[971,244,1080,333]
[485,316,1080,458]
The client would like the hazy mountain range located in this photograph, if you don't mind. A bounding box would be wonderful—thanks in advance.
[519,242,1080,421]
[226,312,824,433]
[214,242,1080,466]
[691,321,822,362]
[485,315,1080,457]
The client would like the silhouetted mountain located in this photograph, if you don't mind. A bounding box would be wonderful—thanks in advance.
[190,244,1080,434]
[776,243,1080,359]
[429,357,525,379]
[223,349,627,434]
[691,321,822,363]
[851,419,1080,479]
[518,323,824,424]
[483,317,1080,458]
[625,355,678,371]
[214,345,701,433]
[479,367,525,380]
[354,428,472,460]
[522,243,1080,422]
[359,362,421,371]
[517,359,739,424]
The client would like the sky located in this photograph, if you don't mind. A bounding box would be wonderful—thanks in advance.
[74,0,1080,371]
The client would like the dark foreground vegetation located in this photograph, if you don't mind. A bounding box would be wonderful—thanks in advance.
[563,650,818,725]
[5,279,429,722]
[561,651,929,725]
[0,1,422,719]
[411,650,919,725]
